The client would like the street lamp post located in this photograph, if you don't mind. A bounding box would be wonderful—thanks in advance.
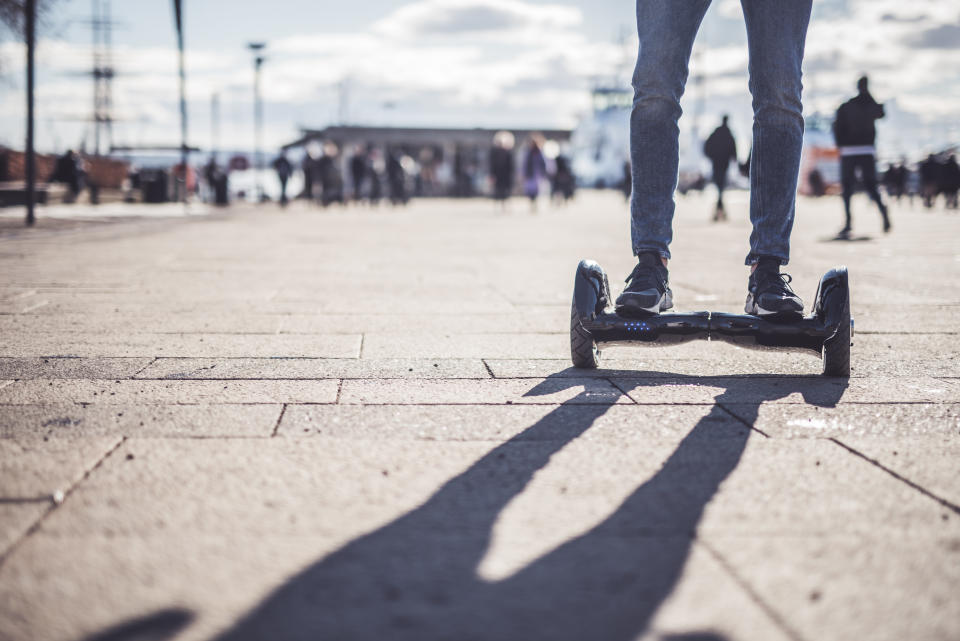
[25,0,36,226]
[248,42,266,203]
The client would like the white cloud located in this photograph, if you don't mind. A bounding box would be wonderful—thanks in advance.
[373,0,582,39]
[1,0,957,158]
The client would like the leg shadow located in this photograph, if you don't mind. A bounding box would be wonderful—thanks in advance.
[80,371,847,641]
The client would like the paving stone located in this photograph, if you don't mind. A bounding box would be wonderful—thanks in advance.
[0,313,286,335]
[854,305,960,334]
[34,437,511,537]
[0,503,47,558]
[361,333,568,359]
[611,376,958,405]
[0,380,337,405]
[486,356,827,378]
[0,436,121,497]
[694,439,959,537]
[707,536,960,641]
[724,403,960,438]
[338,378,631,405]
[0,404,282,438]
[0,531,788,641]
[834,436,960,507]
[136,357,489,379]
[280,309,565,334]
[279,403,747,441]
[0,357,153,380]
[0,333,362,358]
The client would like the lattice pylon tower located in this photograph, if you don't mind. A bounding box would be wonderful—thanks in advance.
[91,0,115,156]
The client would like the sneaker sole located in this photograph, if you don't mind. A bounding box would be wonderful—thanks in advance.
[745,295,803,320]
[617,292,673,316]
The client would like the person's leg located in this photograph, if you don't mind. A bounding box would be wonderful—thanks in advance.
[859,155,889,223]
[630,0,711,260]
[741,0,812,265]
[716,162,728,210]
[840,156,856,231]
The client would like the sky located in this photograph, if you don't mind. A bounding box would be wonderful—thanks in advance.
[0,0,957,160]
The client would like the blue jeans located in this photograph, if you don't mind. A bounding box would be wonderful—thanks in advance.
[629,0,812,265]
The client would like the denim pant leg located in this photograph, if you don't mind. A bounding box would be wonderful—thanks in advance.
[741,0,812,265]
[630,0,711,260]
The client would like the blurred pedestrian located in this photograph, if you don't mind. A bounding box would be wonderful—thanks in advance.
[272,152,293,206]
[386,148,408,206]
[319,142,344,207]
[301,149,320,202]
[703,115,737,221]
[349,146,369,204]
[50,149,82,203]
[368,148,384,207]
[919,154,942,209]
[832,75,890,236]
[882,161,908,203]
[489,131,515,210]
[942,154,960,210]
[551,153,576,205]
[522,135,547,212]
[620,160,632,202]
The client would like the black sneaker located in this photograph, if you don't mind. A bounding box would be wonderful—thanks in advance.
[745,257,804,318]
[615,252,673,316]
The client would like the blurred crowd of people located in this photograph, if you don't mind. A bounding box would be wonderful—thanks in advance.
[258,132,577,211]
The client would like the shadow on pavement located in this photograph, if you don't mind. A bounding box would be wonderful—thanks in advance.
[82,370,848,641]
[81,608,194,641]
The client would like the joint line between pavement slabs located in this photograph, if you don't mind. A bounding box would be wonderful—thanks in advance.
[699,539,808,641]
[482,359,496,378]
[0,435,128,569]
[829,437,960,515]
[271,404,288,437]
[715,402,772,438]
[131,357,159,378]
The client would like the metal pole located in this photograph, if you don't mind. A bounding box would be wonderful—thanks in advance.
[211,92,220,158]
[254,56,263,202]
[25,0,36,226]
[174,0,187,203]
[92,0,100,156]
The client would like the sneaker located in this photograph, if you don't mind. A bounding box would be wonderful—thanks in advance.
[615,252,673,316]
[745,257,804,318]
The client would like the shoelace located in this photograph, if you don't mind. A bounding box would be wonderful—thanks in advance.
[625,261,666,291]
[756,270,795,295]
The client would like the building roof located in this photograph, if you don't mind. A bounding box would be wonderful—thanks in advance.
[282,125,571,150]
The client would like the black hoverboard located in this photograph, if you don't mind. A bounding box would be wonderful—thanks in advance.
[570,260,853,376]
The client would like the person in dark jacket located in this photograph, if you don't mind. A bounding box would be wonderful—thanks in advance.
[386,149,408,206]
[50,149,83,202]
[318,142,344,207]
[349,146,369,204]
[489,131,515,210]
[272,152,293,206]
[919,154,942,209]
[522,135,547,212]
[703,115,737,221]
[551,153,575,205]
[833,76,890,236]
[942,154,960,210]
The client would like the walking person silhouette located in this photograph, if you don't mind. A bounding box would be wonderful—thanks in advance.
[832,76,891,237]
[703,115,738,222]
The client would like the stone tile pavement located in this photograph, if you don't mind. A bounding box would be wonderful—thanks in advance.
[0,191,958,641]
